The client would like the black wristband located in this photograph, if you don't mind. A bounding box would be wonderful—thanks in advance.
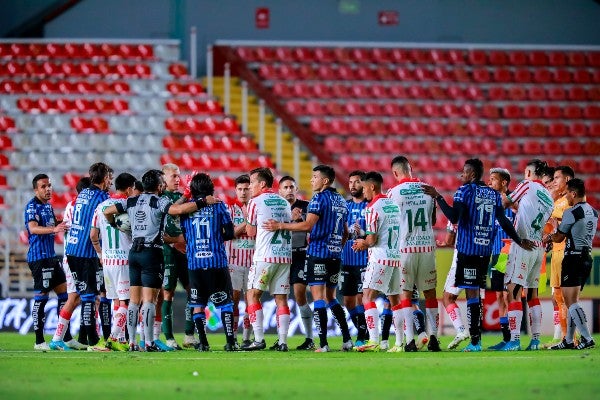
[435,195,443,201]
[195,198,207,209]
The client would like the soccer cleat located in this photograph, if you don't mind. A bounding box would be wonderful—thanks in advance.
[501,340,521,351]
[154,339,175,351]
[314,345,330,353]
[427,335,441,352]
[404,339,418,352]
[542,340,562,349]
[575,337,595,350]
[341,340,354,351]
[269,340,280,350]
[106,338,129,352]
[379,340,389,351]
[447,331,470,350]
[387,344,404,353]
[355,341,380,352]
[128,343,140,352]
[145,343,166,352]
[49,340,72,351]
[195,343,211,352]
[223,342,239,352]
[166,339,182,350]
[66,339,88,350]
[417,332,429,350]
[525,339,541,351]
[183,334,199,349]
[241,339,253,348]
[277,343,289,352]
[296,338,315,350]
[461,342,482,352]
[549,338,574,350]
[242,339,266,351]
[488,341,508,351]
[139,340,145,349]
[87,344,110,352]
[34,342,50,351]
[354,340,366,347]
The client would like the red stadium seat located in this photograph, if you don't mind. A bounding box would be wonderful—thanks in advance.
[314,48,335,63]
[568,122,587,137]
[472,68,491,83]
[523,104,542,119]
[0,116,16,132]
[493,68,512,83]
[584,105,600,119]
[294,47,315,63]
[501,139,520,155]
[468,50,487,65]
[547,87,566,101]
[488,51,508,65]
[529,51,548,66]
[548,122,568,137]
[533,68,552,83]
[507,122,526,137]
[508,51,527,66]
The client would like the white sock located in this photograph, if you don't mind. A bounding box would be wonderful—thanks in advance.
[277,307,290,345]
[402,306,414,342]
[299,303,313,339]
[507,302,523,341]
[425,306,439,337]
[445,303,466,334]
[111,306,127,340]
[528,300,542,341]
[552,308,562,340]
[250,307,264,342]
[127,303,140,345]
[52,316,70,342]
[392,307,404,346]
[153,319,161,341]
[364,305,380,344]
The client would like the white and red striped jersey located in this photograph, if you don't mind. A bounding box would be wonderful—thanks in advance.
[247,190,292,264]
[387,178,436,253]
[62,199,76,264]
[365,194,401,266]
[91,195,132,266]
[226,201,255,268]
[507,180,554,243]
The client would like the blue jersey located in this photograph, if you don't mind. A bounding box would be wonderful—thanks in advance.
[307,188,348,259]
[24,197,58,262]
[341,199,368,267]
[181,202,232,270]
[492,205,515,255]
[65,186,109,258]
[454,182,503,256]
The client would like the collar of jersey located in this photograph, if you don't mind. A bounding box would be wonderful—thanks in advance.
[394,177,420,187]
[531,179,544,185]
[368,193,387,207]
[252,188,274,198]
[111,193,128,199]
[231,199,246,207]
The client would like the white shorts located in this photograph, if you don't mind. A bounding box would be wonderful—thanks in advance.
[443,249,463,296]
[103,264,130,300]
[363,260,401,296]
[400,251,437,292]
[229,264,250,292]
[62,255,76,294]
[248,261,290,295]
[504,244,543,288]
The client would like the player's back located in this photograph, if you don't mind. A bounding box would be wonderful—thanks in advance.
[248,192,292,263]
[366,196,401,265]
[65,186,109,257]
[307,188,348,259]
[509,180,554,242]
[94,197,132,265]
[182,202,231,269]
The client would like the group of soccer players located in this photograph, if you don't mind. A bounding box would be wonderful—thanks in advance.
[24,154,597,353]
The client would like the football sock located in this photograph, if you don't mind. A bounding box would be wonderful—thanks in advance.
[391,304,404,346]
[313,300,328,347]
[500,316,510,342]
[355,305,368,342]
[78,323,88,345]
[153,318,161,341]
[221,306,235,345]
[33,294,48,344]
[99,297,112,341]
[233,308,239,340]
[425,299,439,336]
[193,312,208,346]
[161,299,174,340]
[298,303,313,339]
[364,302,380,344]
[329,300,351,342]
[248,303,264,342]
[52,308,72,342]
[277,306,291,345]
[381,308,393,341]
[527,298,542,341]
[126,303,140,345]
[413,309,426,335]
[445,303,466,333]
[141,302,156,346]
[568,303,591,341]
[242,315,252,341]
[184,301,195,336]
[507,301,523,341]
[401,299,414,342]
[139,312,145,342]
[467,297,481,345]
[111,306,127,340]
[555,289,567,338]
[81,296,98,345]
[552,306,562,340]
[56,293,73,342]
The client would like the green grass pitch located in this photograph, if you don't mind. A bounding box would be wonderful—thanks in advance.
[1,332,598,399]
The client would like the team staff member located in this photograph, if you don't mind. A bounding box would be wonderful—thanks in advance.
[546,178,598,350]
[25,174,69,351]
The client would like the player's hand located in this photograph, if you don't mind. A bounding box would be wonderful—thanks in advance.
[352,239,367,251]
[262,219,280,232]
[204,195,221,205]
[173,242,187,254]
[421,184,439,198]
[291,207,303,221]
[53,221,67,233]
[519,238,536,251]
[436,240,450,247]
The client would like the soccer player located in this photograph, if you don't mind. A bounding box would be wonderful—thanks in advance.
[25,174,69,351]
[243,168,292,351]
[278,175,314,350]
[180,173,236,351]
[545,178,598,350]
[264,165,353,353]
[486,168,516,350]
[422,158,534,352]
[351,172,403,352]
[226,174,255,348]
[49,163,113,351]
[387,156,440,352]
[501,159,554,351]
[161,163,196,350]
[102,169,214,351]
[89,173,138,351]
[546,165,575,347]
[340,171,369,347]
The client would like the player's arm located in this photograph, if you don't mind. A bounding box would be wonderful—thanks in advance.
[27,220,66,235]
[421,184,462,223]
[164,233,184,244]
[544,230,566,244]
[437,229,456,247]
[352,232,377,251]
[222,222,235,241]
[263,213,319,232]
[495,206,534,250]
[341,222,349,246]
[90,227,102,258]
[102,204,119,226]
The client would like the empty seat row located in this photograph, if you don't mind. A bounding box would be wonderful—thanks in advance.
[160,153,273,171]
[272,81,600,102]
[8,114,169,134]
[164,117,241,135]
[162,135,258,153]
[165,99,224,115]
[17,97,130,114]
[238,46,600,67]
[0,43,156,60]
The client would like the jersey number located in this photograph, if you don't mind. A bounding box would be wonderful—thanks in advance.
[387,226,400,249]
[271,229,291,244]
[476,204,494,227]
[406,207,428,233]
[531,212,544,232]
[106,226,120,249]
[192,217,211,239]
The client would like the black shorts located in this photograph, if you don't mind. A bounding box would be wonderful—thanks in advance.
[305,255,341,288]
[290,250,307,285]
[561,253,593,290]
[129,247,164,289]
[188,267,233,308]
[455,252,490,289]
[163,247,189,291]
[489,268,506,292]
[338,265,366,296]
[28,257,66,293]
[96,264,106,294]
[67,255,99,295]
